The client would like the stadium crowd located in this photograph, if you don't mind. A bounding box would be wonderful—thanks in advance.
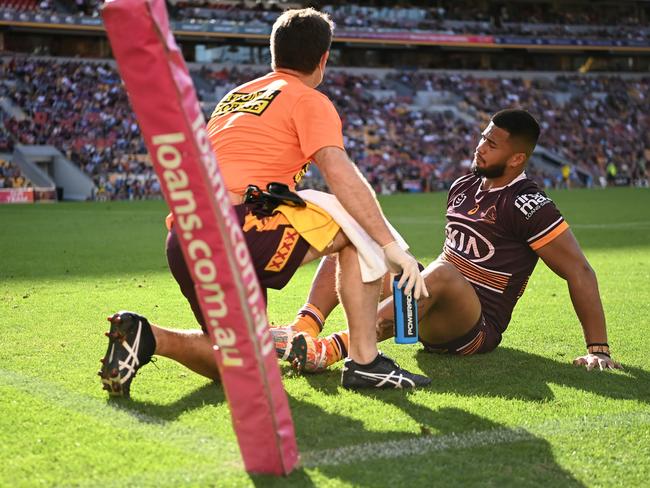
[1,57,155,199]
[163,1,650,42]
[2,0,648,42]
[1,55,648,199]
[196,64,650,191]
[0,158,31,188]
[403,72,650,187]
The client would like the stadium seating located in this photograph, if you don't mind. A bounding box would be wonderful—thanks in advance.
[164,2,650,42]
[9,1,648,41]
[0,157,32,188]
[2,55,648,199]
[0,0,40,12]
[2,57,155,200]
[2,0,650,200]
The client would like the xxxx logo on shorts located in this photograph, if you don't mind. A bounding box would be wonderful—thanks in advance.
[265,228,299,272]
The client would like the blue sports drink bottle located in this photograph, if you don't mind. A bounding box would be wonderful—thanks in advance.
[393,274,418,344]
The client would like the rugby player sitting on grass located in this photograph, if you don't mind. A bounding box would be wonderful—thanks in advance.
[274,109,621,373]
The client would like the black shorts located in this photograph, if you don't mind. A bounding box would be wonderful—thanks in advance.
[166,203,311,330]
[420,315,502,355]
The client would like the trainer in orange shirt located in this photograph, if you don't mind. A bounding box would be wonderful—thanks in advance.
[100,8,431,396]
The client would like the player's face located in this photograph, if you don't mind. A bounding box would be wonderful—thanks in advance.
[471,122,513,178]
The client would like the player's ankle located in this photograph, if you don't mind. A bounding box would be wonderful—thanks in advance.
[348,349,379,366]
[325,331,348,366]
[292,303,325,337]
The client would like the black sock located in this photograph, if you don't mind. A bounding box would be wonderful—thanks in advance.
[355,353,382,368]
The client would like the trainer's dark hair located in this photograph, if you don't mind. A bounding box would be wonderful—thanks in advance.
[270,8,334,74]
[491,109,540,157]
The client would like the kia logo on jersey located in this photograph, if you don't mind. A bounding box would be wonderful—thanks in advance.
[444,222,495,262]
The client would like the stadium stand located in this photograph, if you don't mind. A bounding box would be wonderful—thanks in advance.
[0,0,40,12]
[158,1,650,42]
[1,57,157,199]
[0,157,32,188]
[2,55,648,198]
[0,1,649,199]
[16,1,650,42]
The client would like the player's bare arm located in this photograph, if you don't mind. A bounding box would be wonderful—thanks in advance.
[535,228,621,370]
[313,145,427,299]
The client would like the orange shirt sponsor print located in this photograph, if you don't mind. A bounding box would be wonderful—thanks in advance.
[207,72,344,195]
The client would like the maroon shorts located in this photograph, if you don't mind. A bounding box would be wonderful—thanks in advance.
[420,315,502,355]
[166,203,311,330]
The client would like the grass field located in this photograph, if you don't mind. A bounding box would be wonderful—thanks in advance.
[1,187,649,487]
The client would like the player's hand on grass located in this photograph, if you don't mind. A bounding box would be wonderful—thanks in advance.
[382,241,429,300]
[573,353,622,371]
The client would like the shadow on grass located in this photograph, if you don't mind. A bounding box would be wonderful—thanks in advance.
[414,346,650,403]
[261,401,584,487]
[97,345,646,486]
[108,381,225,422]
[250,468,317,488]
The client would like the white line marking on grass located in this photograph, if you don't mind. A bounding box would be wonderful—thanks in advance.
[6,367,649,482]
[77,410,650,485]
[300,411,650,468]
[0,368,242,467]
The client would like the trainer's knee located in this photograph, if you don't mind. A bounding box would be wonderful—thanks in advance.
[301,231,350,265]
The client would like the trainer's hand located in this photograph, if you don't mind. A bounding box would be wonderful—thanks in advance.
[573,353,622,371]
[382,241,429,300]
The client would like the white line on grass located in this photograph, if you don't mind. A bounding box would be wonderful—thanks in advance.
[300,411,650,468]
[0,368,242,468]
[78,409,650,486]
[4,367,649,483]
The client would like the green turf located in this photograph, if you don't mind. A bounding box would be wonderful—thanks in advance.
[1,188,649,487]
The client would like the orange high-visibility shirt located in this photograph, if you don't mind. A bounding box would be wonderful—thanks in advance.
[206,71,344,195]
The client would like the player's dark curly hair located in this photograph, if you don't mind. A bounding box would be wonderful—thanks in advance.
[270,8,334,74]
[491,109,540,156]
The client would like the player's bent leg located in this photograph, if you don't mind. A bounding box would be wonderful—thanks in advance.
[276,237,430,388]
[276,254,338,338]
[374,259,481,344]
[271,232,347,366]
[403,260,501,355]
[414,260,483,345]
[274,256,415,374]
[274,237,382,369]
[152,326,221,380]
[287,252,392,338]
[274,258,484,372]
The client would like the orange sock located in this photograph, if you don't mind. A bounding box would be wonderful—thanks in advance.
[290,303,325,337]
[324,331,349,367]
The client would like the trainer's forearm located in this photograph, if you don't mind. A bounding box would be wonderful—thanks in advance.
[567,264,608,345]
[316,148,395,246]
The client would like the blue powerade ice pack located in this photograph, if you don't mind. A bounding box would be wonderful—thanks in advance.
[393,274,418,344]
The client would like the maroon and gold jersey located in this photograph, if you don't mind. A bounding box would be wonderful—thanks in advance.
[442,173,569,333]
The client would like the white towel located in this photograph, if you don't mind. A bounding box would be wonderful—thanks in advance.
[298,189,409,283]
